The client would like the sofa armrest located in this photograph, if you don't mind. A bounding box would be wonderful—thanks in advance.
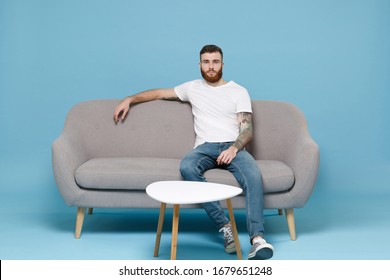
[52,133,89,206]
[281,128,320,208]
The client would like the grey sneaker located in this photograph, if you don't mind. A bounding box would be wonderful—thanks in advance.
[219,223,236,254]
[248,237,274,260]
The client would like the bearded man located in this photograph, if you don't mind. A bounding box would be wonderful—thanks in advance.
[114,45,274,260]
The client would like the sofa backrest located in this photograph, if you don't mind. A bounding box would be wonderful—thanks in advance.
[62,99,309,160]
[63,99,195,159]
[249,100,309,161]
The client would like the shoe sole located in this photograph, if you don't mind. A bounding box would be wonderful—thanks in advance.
[225,243,237,254]
[248,244,274,260]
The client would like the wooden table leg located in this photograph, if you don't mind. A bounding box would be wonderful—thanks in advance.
[226,198,242,260]
[154,202,166,257]
[171,204,180,260]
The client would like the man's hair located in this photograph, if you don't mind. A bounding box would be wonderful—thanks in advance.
[200,45,223,61]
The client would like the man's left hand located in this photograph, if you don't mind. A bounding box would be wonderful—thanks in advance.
[216,146,238,165]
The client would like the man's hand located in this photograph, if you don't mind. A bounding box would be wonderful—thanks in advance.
[114,97,132,123]
[216,146,238,165]
[216,112,253,165]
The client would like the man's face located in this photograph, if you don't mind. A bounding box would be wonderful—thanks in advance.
[200,52,224,83]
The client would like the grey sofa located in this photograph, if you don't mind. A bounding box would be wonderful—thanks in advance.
[52,99,319,240]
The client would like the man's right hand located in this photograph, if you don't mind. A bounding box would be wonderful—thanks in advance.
[114,96,132,123]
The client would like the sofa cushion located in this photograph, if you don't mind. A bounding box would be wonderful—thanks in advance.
[75,158,294,194]
[75,158,182,191]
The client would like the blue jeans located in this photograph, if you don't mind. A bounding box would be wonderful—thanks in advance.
[180,142,264,240]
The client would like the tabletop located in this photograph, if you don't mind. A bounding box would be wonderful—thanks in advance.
[146,181,243,205]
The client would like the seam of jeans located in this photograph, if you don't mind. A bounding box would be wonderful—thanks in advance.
[195,155,213,180]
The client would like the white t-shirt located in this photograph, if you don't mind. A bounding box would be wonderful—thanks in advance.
[174,79,252,148]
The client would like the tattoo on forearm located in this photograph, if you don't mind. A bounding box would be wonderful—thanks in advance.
[233,112,253,151]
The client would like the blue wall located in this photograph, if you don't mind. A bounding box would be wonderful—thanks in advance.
[1,0,389,207]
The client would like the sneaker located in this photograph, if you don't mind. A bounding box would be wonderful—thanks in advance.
[219,223,236,254]
[248,237,274,260]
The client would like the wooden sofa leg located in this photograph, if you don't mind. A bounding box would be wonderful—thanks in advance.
[284,208,297,241]
[75,207,86,239]
[278,209,283,215]
[88,208,93,215]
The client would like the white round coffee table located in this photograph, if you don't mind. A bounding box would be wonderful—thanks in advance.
[146,181,243,260]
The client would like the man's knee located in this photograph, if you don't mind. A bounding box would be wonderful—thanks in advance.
[180,158,195,177]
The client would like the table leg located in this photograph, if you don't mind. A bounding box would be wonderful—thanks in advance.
[154,202,166,257]
[226,198,242,260]
[171,204,180,260]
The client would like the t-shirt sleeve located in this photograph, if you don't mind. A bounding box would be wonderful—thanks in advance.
[236,88,252,113]
[174,81,192,102]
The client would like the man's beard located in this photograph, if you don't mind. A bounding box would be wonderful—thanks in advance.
[201,68,223,83]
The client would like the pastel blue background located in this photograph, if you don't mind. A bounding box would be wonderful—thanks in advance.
[1,0,389,260]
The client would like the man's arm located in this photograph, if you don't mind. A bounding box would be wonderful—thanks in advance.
[113,88,178,123]
[233,112,254,151]
[216,112,254,165]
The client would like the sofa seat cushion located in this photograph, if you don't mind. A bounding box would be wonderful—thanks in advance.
[75,158,294,194]
[75,158,182,191]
